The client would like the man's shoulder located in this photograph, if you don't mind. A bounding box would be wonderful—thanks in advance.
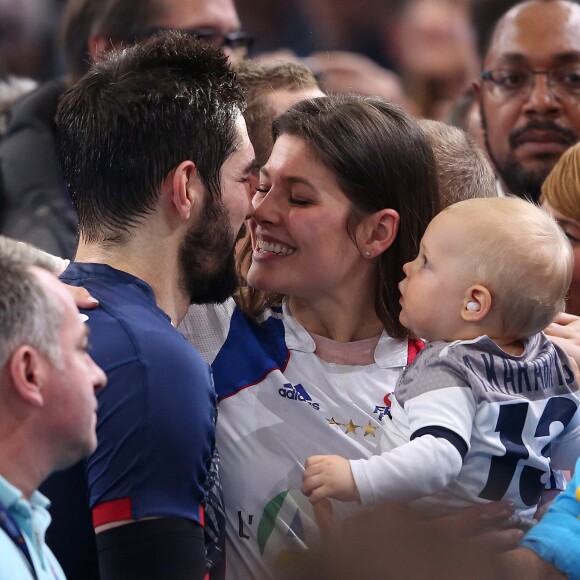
[65,264,207,375]
[62,263,160,319]
[4,78,66,131]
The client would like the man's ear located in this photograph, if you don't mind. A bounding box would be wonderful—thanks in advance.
[169,160,204,222]
[9,346,46,408]
[359,209,400,259]
[461,285,492,322]
[88,35,122,64]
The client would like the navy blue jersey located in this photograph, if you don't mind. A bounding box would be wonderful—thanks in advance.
[43,263,216,578]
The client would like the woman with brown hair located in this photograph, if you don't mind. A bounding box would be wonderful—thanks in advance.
[180,94,527,579]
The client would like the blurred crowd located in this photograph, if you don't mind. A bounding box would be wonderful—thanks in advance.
[2,2,580,580]
[0,0,517,120]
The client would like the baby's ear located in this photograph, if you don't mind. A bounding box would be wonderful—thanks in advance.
[461,285,492,322]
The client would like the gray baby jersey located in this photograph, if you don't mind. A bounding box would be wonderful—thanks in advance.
[350,334,580,520]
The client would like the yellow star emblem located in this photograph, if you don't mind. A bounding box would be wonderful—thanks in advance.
[344,420,360,435]
[362,422,377,437]
[327,417,342,428]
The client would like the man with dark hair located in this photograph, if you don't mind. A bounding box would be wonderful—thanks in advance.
[0,0,249,259]
[0,236,106,580]
[474,0,580,201]
[42,31,254,580]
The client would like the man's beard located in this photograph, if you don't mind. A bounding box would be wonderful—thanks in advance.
[491,155,547,203]
[482,115,578,203]
[179,198,238,305]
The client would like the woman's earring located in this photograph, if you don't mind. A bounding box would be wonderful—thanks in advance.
[365,251,372,257]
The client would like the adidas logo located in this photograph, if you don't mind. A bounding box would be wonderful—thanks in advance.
[278,382,320,410]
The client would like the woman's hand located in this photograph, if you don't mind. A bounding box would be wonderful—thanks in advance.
[545,312,580,369]
[64,285,99,310]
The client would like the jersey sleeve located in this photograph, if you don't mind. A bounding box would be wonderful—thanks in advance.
[88,335,217,528]
[351,350,477,506]
[350,435,464,505]
[396,346,477,449]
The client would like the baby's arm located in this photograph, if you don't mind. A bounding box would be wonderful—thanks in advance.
[354,387,474,505]
[351,433,465,505]
[302,455,360,504]
[301,434,465,505]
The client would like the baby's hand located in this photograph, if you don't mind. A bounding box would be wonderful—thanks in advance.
[301,455,360,504]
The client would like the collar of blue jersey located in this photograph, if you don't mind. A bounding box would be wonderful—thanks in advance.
[280,298,409,368]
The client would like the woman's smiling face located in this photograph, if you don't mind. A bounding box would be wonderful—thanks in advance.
[247,134,372,301]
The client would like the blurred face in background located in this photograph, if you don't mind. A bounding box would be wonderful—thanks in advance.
[477,1,580,201]
[393,0,477,83]
[152,0,248,60]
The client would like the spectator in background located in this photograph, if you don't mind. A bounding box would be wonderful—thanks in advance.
[0,0,106,260]
[445,88,489,161]
[474,0,580,201]
[233,59,323,169]
[0,0,58,80]
[470,0,522,62]
[0,77,37,135]
[235,0,413,114]
[0,236,105,580]
[0,0,248,260]
[387,0,479,119]
[418,120,496,208]
[541,142,580,316]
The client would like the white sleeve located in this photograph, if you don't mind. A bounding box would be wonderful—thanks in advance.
[178,300,236,364]
[351,386,476,506]
[350,435,463,505]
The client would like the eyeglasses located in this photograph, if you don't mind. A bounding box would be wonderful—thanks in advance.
[133,27,254,56]
[481,66,580,101]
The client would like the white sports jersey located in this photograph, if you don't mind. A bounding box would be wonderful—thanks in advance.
[181,299,412,580]
[351,335,580,521]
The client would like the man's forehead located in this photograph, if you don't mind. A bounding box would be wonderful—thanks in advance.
[222,113,255,173]
[485,0,580,66]
[235,113,251,148]
[152,0,240,32]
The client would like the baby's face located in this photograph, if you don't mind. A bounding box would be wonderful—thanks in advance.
[398,211,471,341]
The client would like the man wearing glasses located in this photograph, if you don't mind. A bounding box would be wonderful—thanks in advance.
[474,0,580,202]
[0,0,253,261]
[471,3,580,576]
[90,0,253,62]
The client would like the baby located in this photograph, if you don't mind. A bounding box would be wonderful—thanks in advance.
[302,197,580,524]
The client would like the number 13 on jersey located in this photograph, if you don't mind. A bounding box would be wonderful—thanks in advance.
[479,396,579,506]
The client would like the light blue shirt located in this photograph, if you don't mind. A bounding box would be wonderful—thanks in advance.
[522,457,580,580]
[0,475,66,579]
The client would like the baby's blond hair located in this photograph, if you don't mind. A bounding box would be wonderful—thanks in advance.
[444,197,572,339]
[541,142,580,223]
